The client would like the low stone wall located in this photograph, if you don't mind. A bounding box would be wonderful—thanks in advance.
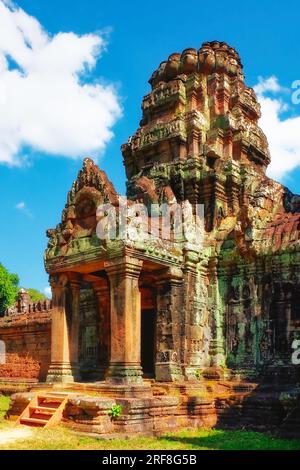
[6,392,35,419]
[0,311,51,381]
[6,379,300,438]
[7,393,218,435]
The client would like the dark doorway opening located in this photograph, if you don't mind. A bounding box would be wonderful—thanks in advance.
[78,286,102,381]
[141,308,156,377]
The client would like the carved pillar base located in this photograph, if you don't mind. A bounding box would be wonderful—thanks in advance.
[155,360,183,382]
[46,362,81,383]
[209,338,226,367]
[106,363,143,385]
[183,365,199,380]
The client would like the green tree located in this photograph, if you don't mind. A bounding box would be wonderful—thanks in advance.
[26,288,47,302]
[0,263,19,316]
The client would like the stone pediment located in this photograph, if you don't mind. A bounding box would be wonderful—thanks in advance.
[44,42,300,274]
[45,158,120,263]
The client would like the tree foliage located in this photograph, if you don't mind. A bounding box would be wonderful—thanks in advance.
[0,263,19,316]
[26,288,47,302]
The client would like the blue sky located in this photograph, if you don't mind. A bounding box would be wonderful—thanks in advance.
[0,0,300,294]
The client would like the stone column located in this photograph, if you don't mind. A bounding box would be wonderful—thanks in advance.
[92,278,110,379]
[69,273,81,381]
[208,257,226,367]
[104,256,143,384]
[182,246,203,378]
[46,273,78,383]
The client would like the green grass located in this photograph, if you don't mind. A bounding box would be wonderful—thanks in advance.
[0,395,299,450]
[0,426,299,450]
[0,395,10,420]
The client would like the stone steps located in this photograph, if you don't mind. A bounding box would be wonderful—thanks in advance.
[16,393,68,428]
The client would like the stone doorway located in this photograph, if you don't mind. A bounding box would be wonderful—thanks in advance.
[141,308,156,377]
[79,286,101,381]
[140,285,157,378]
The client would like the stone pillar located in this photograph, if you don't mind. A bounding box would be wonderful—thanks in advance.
[182,246,203,378]
[104,257,143,384]
[69,273,81,381]
[46,273,79,383]
[274,285,290,363]
[155,267,184,382]
[92,278,110,379]
[208,257,226,367]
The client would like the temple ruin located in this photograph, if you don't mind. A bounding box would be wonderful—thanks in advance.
[1,41,300,436]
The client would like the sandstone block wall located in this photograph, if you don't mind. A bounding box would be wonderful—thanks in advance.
[0,311,51,381]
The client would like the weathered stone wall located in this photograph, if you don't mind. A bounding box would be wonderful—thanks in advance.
[217,237,300,372]
[0,311,51,381]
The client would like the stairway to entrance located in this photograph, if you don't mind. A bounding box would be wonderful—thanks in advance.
[16,392,69,428]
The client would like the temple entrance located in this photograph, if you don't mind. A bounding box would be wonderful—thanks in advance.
[141,308,156,377]
[78,286,101,381]
[140,285,157,378]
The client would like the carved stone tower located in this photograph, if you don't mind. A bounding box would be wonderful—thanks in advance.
[122,41,270,232]
[44,41,300,384]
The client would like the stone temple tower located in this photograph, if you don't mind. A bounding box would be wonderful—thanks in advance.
[44,41,300,385]
[122,41,270,232]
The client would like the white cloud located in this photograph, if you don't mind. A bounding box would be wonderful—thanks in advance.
[15,200,32,217]
[254,76,282,95]
[44,286,51,298]
[15,201,25,209]
[0,0,122,165]
[254,77,300,181]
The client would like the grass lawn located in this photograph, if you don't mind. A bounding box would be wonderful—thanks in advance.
[0,395,299,450]
[0,395,10,420]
